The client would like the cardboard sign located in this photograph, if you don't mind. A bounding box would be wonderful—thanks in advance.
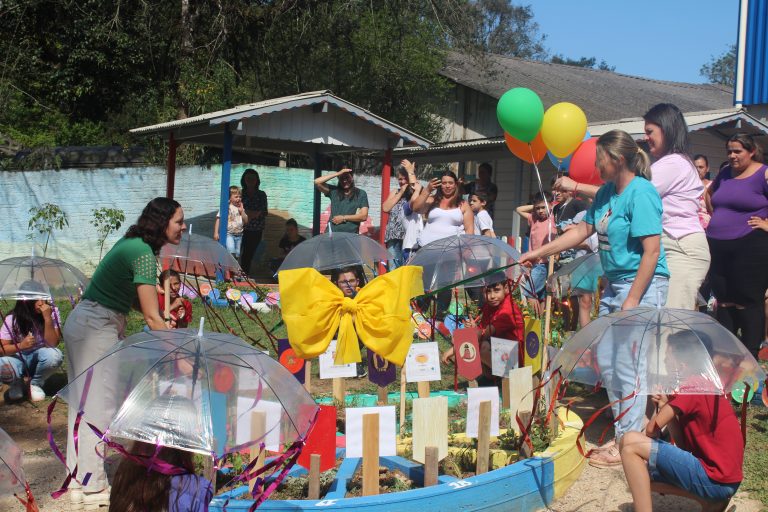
[345,406,396,458]
[491,337,519,377]
[367,350,396,387]
[297,405,337,472]
[524,317,543,373]
[235,398,282,451]
[412,396,448,463]
[319,340,356,379]
[405,342,441,383]
[466,387,500,438]
[278,338,305,384]
[452,328,482,381]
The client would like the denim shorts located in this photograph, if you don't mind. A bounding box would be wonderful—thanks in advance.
[522,263,548,299]
[648,440,740,502]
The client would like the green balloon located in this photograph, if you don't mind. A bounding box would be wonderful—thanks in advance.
[496,88,544,143]
[732,380,756,404]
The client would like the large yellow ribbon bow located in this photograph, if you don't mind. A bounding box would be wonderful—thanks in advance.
[278,266,424,365]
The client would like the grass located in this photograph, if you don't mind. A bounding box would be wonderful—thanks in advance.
[742,405,768,508]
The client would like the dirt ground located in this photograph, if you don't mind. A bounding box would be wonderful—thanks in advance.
[0,383,763,512]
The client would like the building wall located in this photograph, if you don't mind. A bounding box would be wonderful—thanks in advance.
[0,164,394,274]
[438,84,504,142]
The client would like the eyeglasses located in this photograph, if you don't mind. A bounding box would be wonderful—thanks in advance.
[337,279,358,286]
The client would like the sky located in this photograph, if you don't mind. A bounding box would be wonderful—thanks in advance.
[527,0,738,84]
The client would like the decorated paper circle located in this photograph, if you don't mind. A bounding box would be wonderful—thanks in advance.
[526,331,540,358]
[460,342,477,363]
[417,322,432,340]
[199,282,212,296]
[279,348,304,374]
[213,366,235,393]
[225,288,242,301]
[731,379,757,404]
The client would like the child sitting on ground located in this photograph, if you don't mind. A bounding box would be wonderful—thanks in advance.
[469,192,496,238]
[157,270,193,329]
[213,185,249,261]
[620,331,744,512]
[441,280,525,379]
[515,193,557,316]
[0,281,63,402]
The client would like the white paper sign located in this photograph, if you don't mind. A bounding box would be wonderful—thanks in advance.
[319,340,357,379]
[235,398,282,451]
[490,337,519,377]
[466,387,500,438]
[404,342,441,383]
[345,406,396,458]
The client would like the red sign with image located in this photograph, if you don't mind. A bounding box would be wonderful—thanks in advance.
[453,327,482,381]
[297,405,337,472]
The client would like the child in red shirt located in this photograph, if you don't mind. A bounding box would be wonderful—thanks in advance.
[619,331,743,512]
[442,280,525,376]
[157,270,193,329]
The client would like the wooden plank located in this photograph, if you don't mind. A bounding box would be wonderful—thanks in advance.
[308,453,321,499]
[399,367,407,437]
[476,401,491,475]
[542,255,555,346]
[362,413,380,496]
[507,366,533,434]
[248,411,267,493]
[424,446,439,487]
[501,377,510,409]
[332,377,346,404]
[518,411,533,460]
[412,396,448,463]
[377,386,388,405]
[417,381,430,398]
[304,360,312,394]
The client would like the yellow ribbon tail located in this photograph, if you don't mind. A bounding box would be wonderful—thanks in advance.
[335,312,362,364]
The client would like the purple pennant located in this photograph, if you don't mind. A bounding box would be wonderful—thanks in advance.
[367,350,396,387]
[277,338,305,384]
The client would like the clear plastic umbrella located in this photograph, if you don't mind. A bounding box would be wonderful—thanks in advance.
[0,254,88,301]
[277,232,388,273]
[159,228,241,277]
[0,427,36,511]
[406,234,521,293]
[51,322,318,489]
[549,307,766,396]
[546,252,602,299]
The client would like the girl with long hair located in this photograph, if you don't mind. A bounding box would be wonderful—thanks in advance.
[240,169,269,275]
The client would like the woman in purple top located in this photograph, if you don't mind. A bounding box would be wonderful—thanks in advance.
[706,133,768,357]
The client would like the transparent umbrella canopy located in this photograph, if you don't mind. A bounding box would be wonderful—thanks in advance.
[406,234,521,293]
[0,255,88,301]
[549,307,766,396]
[546,252,602,299]
[53,324,318,472]
[159,230,241,277]
[277,232,388,273]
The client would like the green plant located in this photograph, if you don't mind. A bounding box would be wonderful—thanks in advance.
[91,207,125,261]
[27,203,68,255]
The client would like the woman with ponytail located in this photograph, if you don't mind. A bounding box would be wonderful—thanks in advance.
[521,130,669,467]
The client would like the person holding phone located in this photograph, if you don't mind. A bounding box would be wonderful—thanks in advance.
[411,169,474,247]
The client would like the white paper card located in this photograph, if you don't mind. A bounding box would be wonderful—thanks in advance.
[345,406,396,458]
[404,342,441,383]
[490,337,519,377]
[319,340,357,379]
[466,387,500,438]
[235,397,282,451]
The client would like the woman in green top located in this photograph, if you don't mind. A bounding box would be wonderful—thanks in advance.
[62,197,186,508]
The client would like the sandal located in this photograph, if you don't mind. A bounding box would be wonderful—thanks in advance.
[590,439,616,453]
[589,445,621,468]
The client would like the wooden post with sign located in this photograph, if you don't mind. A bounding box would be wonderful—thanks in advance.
[362,413,380,496]
[248,411,267,493]
[424,446,438,487]
[333,377,346,404]
[476,401,491,475]
[308,454,321,499]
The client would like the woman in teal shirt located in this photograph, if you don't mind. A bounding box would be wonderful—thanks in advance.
[521,130,669,467]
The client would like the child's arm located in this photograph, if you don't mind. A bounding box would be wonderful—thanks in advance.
[238,203,249,224]
[213,216,220,241]
[515,204,533,220]
[441,346,455,364]
[0,335,36,355]
[39,303,61,347]
[645,394,676,439]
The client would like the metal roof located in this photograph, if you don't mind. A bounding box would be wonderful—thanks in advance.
[129,90,431,152]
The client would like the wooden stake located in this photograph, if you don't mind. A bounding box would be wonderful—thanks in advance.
[476,400,491,475]
[542,255,555,347]
[417,381,430,398]
[377,386,388,405]
[362,413,380,496]
[518,411,533,460]
[248,411,267,493]
[304,360,312,393]
[424,446,438,487]
[332,377,346,404]
[399,367,407,437]
[308,453,321,499]
[501,377,511,409]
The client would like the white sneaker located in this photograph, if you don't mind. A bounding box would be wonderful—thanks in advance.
[70,487,110,510]
[29,384,45,402]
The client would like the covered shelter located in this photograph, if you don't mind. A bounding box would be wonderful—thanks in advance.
[129,90,431,244]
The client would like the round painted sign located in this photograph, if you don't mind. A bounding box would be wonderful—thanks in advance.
[731,379,757,404]
[225,288,242,301]
[279,348,304,374]
[526,331,540,359]
[213,365,235,393]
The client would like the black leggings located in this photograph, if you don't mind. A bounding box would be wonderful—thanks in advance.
[240,230,263,276]
[708,230,768,356]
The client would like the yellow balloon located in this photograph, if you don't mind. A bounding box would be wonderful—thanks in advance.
[541,103,588,159]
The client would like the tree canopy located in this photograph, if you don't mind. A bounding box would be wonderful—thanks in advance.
[700,44,736,88]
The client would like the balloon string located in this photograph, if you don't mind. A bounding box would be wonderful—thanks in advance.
[528,143,554,244]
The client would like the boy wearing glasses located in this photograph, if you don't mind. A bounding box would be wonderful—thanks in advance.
[330,266,366,376]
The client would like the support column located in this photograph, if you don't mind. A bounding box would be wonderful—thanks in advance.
[166,132,177,199]
[313,152,322,236]
[218,125,233,248]
[378,149,392,274]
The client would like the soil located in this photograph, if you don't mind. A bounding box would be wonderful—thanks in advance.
[346,467,414,497]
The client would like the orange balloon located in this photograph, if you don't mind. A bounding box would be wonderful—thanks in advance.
[504,132,547,163]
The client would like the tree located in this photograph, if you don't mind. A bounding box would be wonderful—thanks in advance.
[27,203,68,256]
[550,55,615,71]
[700,45,736,87]
[91,207,126,261]
[461,0,547,59]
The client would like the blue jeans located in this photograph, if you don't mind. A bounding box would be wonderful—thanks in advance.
[597,276,669,439]
[0,347,63,387]
[649,439,740,501]
[226,233,243,258]
[522,263,548,299]
[386,239,403,269]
